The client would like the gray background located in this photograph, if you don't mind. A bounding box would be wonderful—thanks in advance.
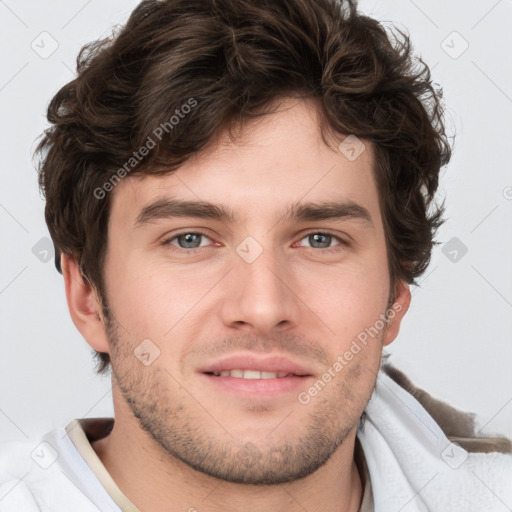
[1,0,511,442]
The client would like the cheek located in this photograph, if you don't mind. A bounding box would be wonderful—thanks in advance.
[293,259,390,343]
[104,253,221,338]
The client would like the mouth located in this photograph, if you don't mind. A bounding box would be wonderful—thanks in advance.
[199,354,313,397]
[206,369,303,379]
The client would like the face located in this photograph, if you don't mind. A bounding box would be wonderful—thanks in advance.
[95,97,409,484]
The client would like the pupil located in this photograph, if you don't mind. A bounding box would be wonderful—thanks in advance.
[310,233,330,248]
[180,233,201,248]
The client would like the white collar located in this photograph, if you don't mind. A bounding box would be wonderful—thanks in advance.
[357,370,512,511]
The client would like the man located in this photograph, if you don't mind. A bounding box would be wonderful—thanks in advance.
[1,0,511,510]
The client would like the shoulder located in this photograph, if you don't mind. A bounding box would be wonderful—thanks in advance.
[0,436,46,511]
[0,420,119,512]
[0,437,38,481]
[359,364,512,510]
[0,425,81,511]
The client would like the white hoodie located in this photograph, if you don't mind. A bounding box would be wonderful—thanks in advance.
[358,371,512,511]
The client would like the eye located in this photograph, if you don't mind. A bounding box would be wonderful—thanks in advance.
[161,230,347,253]
[297,232,346,251]
[165,231,213,250]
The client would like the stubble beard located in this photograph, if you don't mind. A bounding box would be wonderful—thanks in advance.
[104,307,377,485]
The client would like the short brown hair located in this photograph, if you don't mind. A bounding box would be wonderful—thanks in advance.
[36,0,451,375]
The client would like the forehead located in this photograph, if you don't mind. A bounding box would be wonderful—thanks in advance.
[110,98,380,226]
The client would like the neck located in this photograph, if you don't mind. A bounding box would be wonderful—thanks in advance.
[92,417,363,512]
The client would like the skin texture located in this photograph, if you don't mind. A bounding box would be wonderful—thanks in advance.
[62,97,411,512]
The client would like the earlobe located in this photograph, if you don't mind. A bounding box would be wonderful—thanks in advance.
[382,280,411,346]
[61,254,110,354]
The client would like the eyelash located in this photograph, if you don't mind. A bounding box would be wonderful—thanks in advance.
[161,230,349,254]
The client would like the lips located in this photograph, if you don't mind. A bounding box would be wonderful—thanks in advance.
[211,369,293,379]
[199,354,313,378]
[199,354,313,397]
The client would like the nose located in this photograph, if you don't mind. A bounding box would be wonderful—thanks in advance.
[219,243,301,335]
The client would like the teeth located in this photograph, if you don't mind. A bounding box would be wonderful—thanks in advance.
[243,370,261,379]
[211,369,293,379]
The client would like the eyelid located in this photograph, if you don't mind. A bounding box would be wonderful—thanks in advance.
[297,229,350,245]
[161,229,217,248]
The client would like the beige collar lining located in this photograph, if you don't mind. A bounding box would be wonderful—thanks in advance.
[65,418,141,512]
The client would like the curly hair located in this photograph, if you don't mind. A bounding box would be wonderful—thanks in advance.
[35,0,451,375]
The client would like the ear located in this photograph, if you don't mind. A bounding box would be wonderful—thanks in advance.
[382,279,411,347]
[60,253,110,354]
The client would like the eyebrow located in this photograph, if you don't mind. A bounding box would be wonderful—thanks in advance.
[134,198,373,227]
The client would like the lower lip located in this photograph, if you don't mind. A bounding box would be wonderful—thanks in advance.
[201,373,311,397]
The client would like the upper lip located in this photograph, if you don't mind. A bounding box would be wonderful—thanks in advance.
[199,354,313,376]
